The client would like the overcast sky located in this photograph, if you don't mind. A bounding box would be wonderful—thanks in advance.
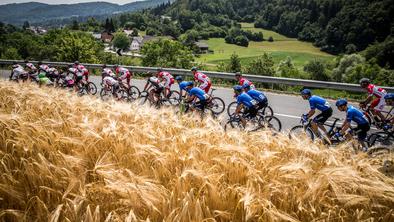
[0,0,140,5]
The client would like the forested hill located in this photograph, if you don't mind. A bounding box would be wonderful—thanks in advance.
[164,0,393,54]
[0,0,171,25]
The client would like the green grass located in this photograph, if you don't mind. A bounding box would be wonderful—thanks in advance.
[196,23,334,70]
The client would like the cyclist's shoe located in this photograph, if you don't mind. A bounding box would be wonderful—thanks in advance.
[334,132,342,139]
[383,124,393,131]
[362,146,368,152]
[301,114,308,123]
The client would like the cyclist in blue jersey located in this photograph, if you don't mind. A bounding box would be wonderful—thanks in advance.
[233,85,258,127]
[176,76,189,97]
[336,99,370,151]
[242,82,268,111]
[184,82,211,111]
[384,93,394,125]
[301,89,333,139]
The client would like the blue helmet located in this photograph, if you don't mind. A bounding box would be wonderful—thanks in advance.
[185,81,194,87]
[336,99,348,107]
[301,89,312,95]
[175,76,183,81]
[384,93,394,100]
[242,82,251,89]
[233,85,243,92]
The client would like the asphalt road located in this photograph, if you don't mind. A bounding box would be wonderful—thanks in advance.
[1,69,358,131]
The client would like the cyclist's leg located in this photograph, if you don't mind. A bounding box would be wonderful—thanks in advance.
[356,124,370,151]
[372,98,386,121]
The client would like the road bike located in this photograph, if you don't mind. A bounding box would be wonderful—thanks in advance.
[227,100,273,117]
[100,83,128,101]
[224,112,281,132]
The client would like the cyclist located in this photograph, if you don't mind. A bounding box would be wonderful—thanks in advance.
[336,99,370,152]
[68,64,82,91]
[359,78,387,122]
[184,81,211,111]
[300,89,333,140]
[46,64,60,82]
[191,67,211,93]
[115,65,132,89]
[102,71,120,97]
[176,76,189,98]
[143,72,164,104]
[233,85,258,128]
[157,68,174,98]
[236,72,254,89]
[24,60,37,73]
[384,93,394,125]
[74,61,89,81]
[10,62,26,81]
[101,64,115,79]
[243,82,268,112]
[37,61,51,85]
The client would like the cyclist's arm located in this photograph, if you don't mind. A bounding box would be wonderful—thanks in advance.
[339,120,351,135]
[9,70,14,80]
[185,95,196,103]
[306,109,316,119]
[361,95,373,106]
[143,81,149,91]
[235,104,243,114]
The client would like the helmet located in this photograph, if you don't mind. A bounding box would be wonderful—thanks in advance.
[185,81,194,87]
[359,78,370,85]
[242,82,251,89]
[233,85,243,92]
[12,61,17,65]
[384,93,394,100]
[37,61,42,66]
[235,72,242,76]
[102,64,107,68]
[24,60,29,63]
[175,76,183,81]
[157,67,163,72]
[74,61,79,65]
[68,64,73,68]
[301,89,312,95]
[335,99,348,107]
[191,67,197,71]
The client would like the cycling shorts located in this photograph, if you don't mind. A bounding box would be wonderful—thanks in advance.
[353,123,370,141]
[256,99,268,110]
[199,81,211,93]
[164,78,175,89]
[370,98,386,111]
[195,100,208,110]
[244,106,258,119]
[313,107,333,124]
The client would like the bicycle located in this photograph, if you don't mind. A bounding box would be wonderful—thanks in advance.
[360,105,393,129]
[227,100,273,117]
[289,116,343,143]
[100,83,128,101]
[179,100,216,119]
[139,88,179,108]
[224,112,281,132]
[119,82,141,101]
[73,75,97,96]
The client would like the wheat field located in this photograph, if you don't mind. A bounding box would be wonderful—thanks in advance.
[0,81,394,222]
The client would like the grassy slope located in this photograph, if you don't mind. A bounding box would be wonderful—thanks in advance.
[196,23,334,69]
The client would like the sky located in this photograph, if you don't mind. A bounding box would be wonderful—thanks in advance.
[0,0,140,5]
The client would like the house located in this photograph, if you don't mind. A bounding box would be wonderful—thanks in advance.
[101,32,114,43]
[89,32,101,40]
[130,36,144,51]
[195,41,209,54]
[27,26,47,35]
[123,29,133,36]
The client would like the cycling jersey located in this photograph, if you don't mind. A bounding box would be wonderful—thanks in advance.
[75,64,89,80]
[309,95,331,111]
[25,63,36,71]
[367,84,386,99]
[103,76,118,86]
[236,92,257,109]
[148,77,164,88]
[188,87,209,101]
[158,71,174,88]
[194,72,210,83]
[246,89,267,103]
[11,65,26,79]
[239,77,254,88]
[179,81,189,92]
[68,68,78,75]
[346,105,369,125]
[102,68,115,78]
[116,67,131,85]
[39,64,50,73]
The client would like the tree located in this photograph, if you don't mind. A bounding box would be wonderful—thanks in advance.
[132,28,139,37]
[141,39,194,68]
[277,56,303,78]
[304,60,330,81]
[112,32,130,50]
[235,35,249,47]
[71,20,79,30]
[244,53,275,76]
[22,21,30,30]
[1,47,21,60]
[268,36,274,42]
[228,53,241,72]
[332,54,365,81]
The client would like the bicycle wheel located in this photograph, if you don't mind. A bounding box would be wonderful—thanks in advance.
[260,106,274,116]
[87,82,97,95]
[116,89,130,102]
[227,101,238,116]
[367,146,392,158]
[369,132,394,147]
[128,86,140,100]
[138,91,149,105]
[209,97,225,115]
[168,90,181,105]
[224,117,243,131]
[259,115,282,132]
[289,125,314,141]
[77,83,87,96]
[100,88,111,101]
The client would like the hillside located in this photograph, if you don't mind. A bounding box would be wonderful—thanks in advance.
[0,0,171,25]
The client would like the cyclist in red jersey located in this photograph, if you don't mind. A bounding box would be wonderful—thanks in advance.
[157,67,174,98]
[191,67,211,93]
[74,61,89,81]
[235,72,255,89]
[359,78,387,121]
[115,65,132,89]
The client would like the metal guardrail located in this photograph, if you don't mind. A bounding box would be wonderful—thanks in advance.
[0,59,393,93]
